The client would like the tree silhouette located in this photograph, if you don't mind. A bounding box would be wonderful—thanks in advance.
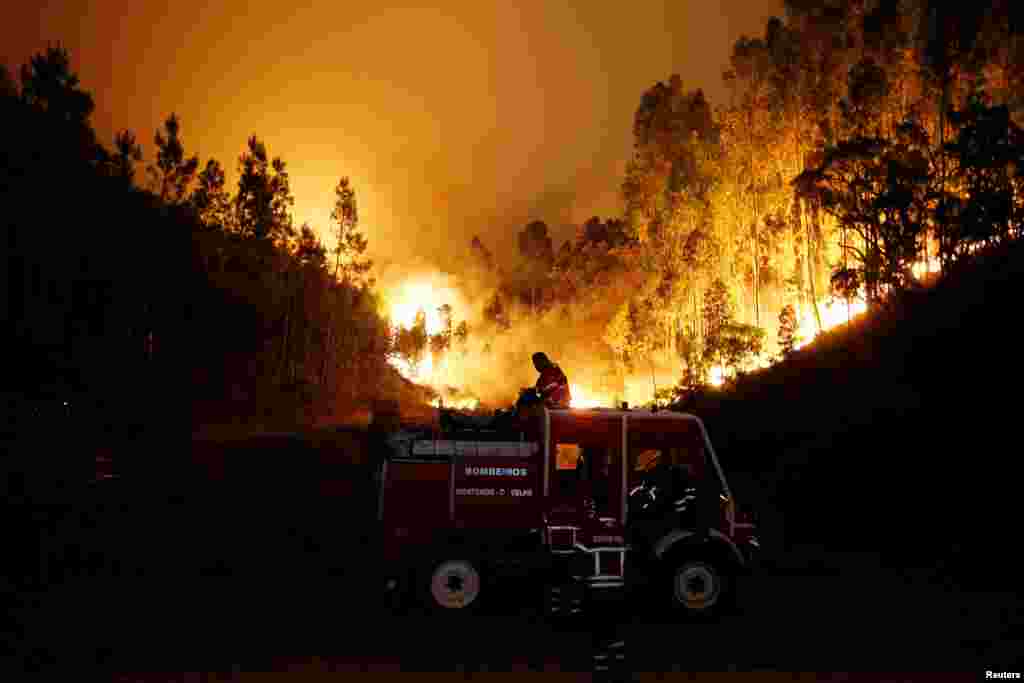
[516,220,554,315]
[0,44,411,434]
[330,176,372,286]
[944,97,1024,253]
[111,130,143,186]
[18,45,94,125]
[295,223,328,271]
[189,159,231,230]
[148,113,199,203]
[235,135,295,244]
[0,63,17,99]
[483,292,510,332]
[454,320,469,356]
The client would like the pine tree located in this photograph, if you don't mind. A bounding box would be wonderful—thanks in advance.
[330,176,372,286]
[148,113,199,204]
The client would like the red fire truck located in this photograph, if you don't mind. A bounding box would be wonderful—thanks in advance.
[378,406,759,618]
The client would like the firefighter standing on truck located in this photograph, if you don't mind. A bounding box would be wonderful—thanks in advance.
[532,352,571,409]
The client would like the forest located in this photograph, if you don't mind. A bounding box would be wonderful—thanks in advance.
[0,48,407,431]
[414,0,1024,407]
[3,0,1024,428]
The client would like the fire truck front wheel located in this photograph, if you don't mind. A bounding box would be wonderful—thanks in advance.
[664,556,734,619]
[419,556,486,615]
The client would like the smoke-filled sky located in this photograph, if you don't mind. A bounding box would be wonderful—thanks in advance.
[6,1,782,272]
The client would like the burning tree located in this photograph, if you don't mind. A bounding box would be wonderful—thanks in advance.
[429,303,453,369]
[392,309,429,376]
[454,320,469,356]
[701,278,764,382]
[483,292,511,332]
[189,158,230,231]
[777,304,798,358]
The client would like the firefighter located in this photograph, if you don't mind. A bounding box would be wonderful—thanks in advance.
[532,352,572,409]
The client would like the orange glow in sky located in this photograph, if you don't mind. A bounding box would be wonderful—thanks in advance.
[3,1,783,270]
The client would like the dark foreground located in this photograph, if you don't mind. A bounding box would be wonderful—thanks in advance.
[5,436,1022,679]
[10,552,1022,676]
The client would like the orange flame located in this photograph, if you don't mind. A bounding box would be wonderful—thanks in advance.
[569,384,605,409]
[385,254,940,409]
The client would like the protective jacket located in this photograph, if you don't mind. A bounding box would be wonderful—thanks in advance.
[536,364,571,408]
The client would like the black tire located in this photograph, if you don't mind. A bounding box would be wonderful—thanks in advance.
[418,555,487,615]
[664,555,734,619]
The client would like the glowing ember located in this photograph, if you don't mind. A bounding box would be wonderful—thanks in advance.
[708,366,725,387]
[430,396,480,410]
[911,257,941,281]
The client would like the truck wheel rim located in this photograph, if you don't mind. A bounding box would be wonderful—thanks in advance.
[430,560,481,609]
[674,563,719,610]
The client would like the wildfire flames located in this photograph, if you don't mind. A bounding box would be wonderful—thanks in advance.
[388,280,450,336]
[385,276,481,411]
[384,254,942,411]
[569,385,605,409]
[792,256,940,351]
[429,395,480,410]
[793,298,869,351]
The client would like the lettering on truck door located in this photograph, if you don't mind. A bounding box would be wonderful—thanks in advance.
[451,441,541,527]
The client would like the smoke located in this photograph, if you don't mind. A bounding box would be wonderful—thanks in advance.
[380,234,689,411]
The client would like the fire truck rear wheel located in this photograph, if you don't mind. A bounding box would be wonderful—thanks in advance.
[420,557,485,615]
[665,557,732,619]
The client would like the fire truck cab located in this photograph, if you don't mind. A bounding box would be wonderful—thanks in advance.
[377,407,758,618]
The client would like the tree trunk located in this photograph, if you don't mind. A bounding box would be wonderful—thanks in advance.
[938,70,950,274]
[320,324,332,389]
[750,117,760,330]
[278,274,295,386]
[278,311,290,387]
[805,202,823,333]
[754,223,760,328]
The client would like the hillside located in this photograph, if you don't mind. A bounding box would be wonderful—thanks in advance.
[693,240,1024,584]
[190,362,437,440]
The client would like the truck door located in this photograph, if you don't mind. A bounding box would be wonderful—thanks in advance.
[548,412,627,524]
[626,417,718,531]
[451,441,543,529]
